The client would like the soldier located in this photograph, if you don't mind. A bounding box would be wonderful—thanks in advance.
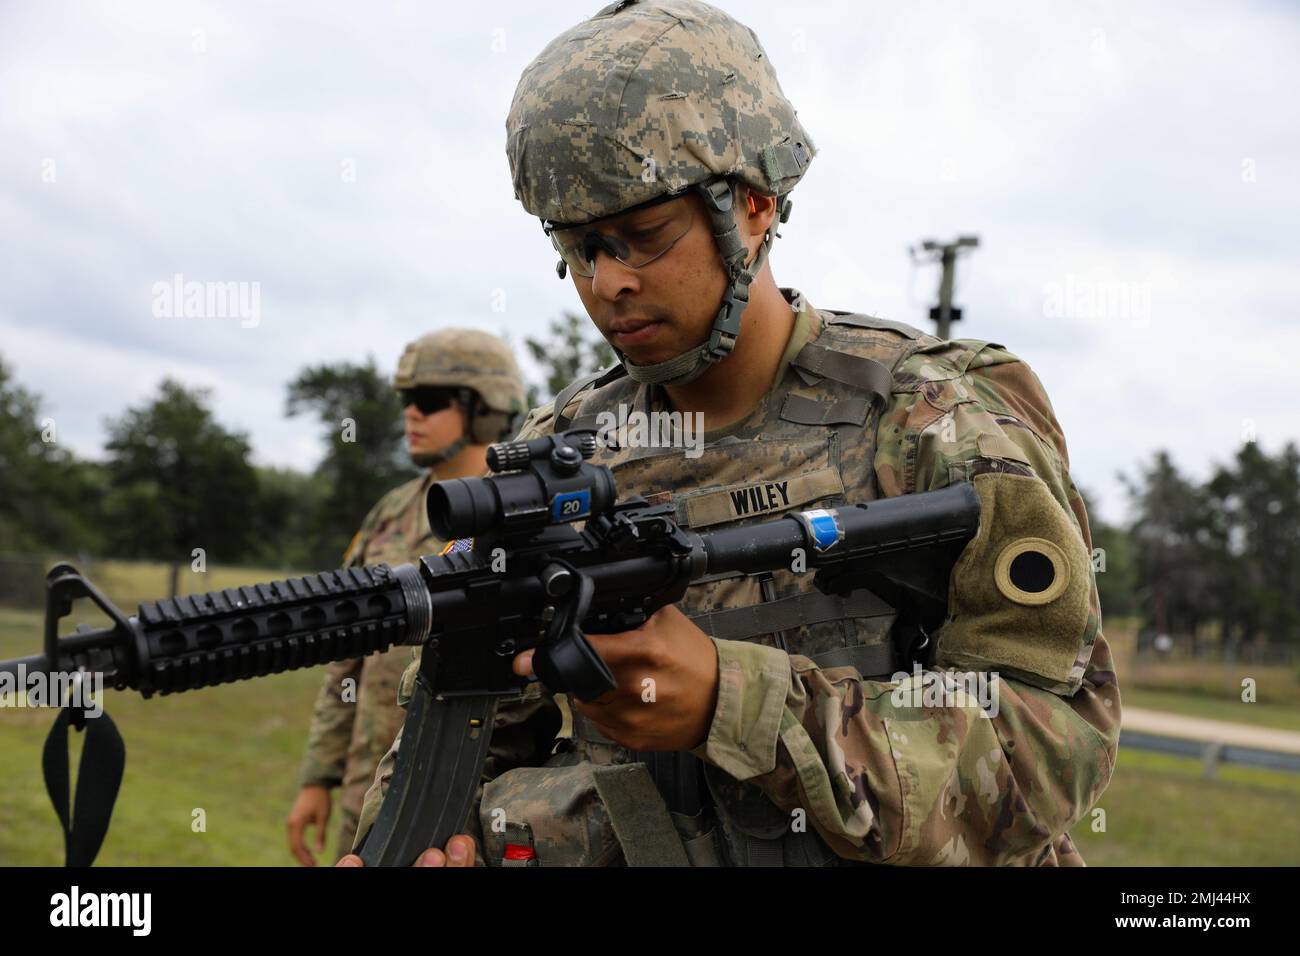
[344,0,1120,868]
[288,328,526,865]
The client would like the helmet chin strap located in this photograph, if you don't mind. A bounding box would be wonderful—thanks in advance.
[622,179,784,387]
[410,392,475,466]
[411,438,465,469]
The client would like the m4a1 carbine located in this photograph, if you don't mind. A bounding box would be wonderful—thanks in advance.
[0,430,980,866]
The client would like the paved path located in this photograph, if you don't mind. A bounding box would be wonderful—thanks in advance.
[1124,707,1300,754]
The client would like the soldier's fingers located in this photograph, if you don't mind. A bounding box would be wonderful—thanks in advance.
[446,835,475,867]
[584,628,656,668]
[647,602,686,625]
[511,650,534,677]
[590,629,670,665]
[583,628,640,651]
[414,848,446,867]
[570,700,620,735]
[314,821,326,853]
[287,817,313,867]
[571,688,617,711]
[335,854,363,867]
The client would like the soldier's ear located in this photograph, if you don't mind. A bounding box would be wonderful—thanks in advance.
[737,186,778,252]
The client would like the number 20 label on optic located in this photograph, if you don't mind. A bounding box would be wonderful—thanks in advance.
[551,490,591,521]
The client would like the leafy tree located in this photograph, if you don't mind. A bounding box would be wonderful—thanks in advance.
[102,379,258,594]
[1078,486,1136,620]
[0,356,59,551]
[0,356,106,555]
[1203,441,1300,649]
[1121,451,1216,645]
[1122,443,1300,651]
[286,359,416,568]
[523,312,616,408]
[245,465,330,569]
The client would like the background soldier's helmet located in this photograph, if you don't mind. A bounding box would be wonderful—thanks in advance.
[505,0,816,387]
[393,328,527,444]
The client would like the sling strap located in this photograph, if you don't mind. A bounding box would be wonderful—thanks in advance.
[689,589,892,646]
[552,364,627,433]
[590,763,691,866]
[41,687,125,867]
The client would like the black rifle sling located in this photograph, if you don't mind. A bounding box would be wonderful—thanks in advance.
[356,681,498,866]
[41,701,125,867]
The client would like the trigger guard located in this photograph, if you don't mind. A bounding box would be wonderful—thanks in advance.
[532,568,615,700]
[534,631,616,702]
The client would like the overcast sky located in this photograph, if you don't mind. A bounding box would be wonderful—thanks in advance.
[2,0,1297,524]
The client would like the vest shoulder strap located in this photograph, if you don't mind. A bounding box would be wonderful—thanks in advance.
[823,310,928,340]
[552,363,628,432]
[784,311,935,413]
[790,342,894,407]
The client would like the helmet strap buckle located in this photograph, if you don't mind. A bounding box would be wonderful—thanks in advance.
[621,178,774,387]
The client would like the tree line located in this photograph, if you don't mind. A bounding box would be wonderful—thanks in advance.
[0,314,611,590]
[1,318,1295,647]
[1109,445,1300,651]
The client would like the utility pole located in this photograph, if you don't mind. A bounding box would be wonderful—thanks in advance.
[910,235,980,339]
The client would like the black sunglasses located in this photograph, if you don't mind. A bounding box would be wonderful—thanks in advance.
[399,387,459,415]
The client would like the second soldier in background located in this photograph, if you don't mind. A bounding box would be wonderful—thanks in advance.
[286,329,526,864]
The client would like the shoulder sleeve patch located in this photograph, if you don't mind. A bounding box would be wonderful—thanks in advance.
[342,530,363,566]
[977,431,1031,464]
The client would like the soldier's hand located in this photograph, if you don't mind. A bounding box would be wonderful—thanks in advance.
[513,603,720,752]
[335,835,477,867]
[287,785,332,867]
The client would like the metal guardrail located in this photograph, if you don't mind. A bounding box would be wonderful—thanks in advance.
[1120,729,1300,775]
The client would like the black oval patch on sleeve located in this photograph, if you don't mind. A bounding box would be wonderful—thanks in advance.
[1009,550,1055,594]
[994,537,1071,606]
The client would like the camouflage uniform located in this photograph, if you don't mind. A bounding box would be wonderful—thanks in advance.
[307,327,528,860]
[541,295,1120,867]
[356,293,1120,866]
[356,0,1119,866]
[298,470,445,860]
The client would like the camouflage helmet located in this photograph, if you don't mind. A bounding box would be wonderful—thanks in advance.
[506,0,816,387]
[507,0,814,225]
[393,328,527,445]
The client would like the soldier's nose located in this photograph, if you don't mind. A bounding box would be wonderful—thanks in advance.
[590,250,640,302]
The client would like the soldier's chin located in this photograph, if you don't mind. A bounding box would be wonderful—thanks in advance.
[621,338,688,367]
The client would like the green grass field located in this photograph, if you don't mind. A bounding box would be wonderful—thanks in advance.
[1121,686,1300,734]
[1107,621,1300,710]
[0,605,340,866]
[1069,747,1300,865]
[0,558,313,616]
[3,592,1299,866]
[86,559,313,612]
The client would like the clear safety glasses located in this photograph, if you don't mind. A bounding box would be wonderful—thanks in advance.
[545,195,695,279]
